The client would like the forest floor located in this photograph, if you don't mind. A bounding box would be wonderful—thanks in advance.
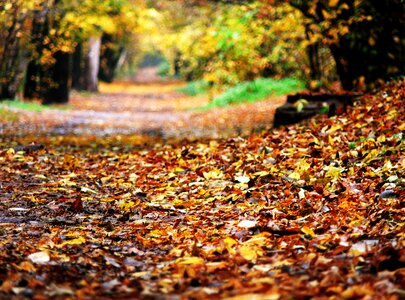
[1,79,285,141]
[0,78,404,299]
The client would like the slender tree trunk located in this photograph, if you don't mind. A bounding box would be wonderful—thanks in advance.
[84,36,101,92]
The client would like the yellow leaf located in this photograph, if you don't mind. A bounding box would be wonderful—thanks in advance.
[245,232,271,246]
[223,237,237,255]
[327,124,342,134]
[322,9,333,20]
[288,172,301,181]
[253,171,270,177]
[176,256,204,265]
[362,149,379,164]
[203,169,223,179]
[329,0,339,7]
[296,159,310,173]
[59,237,86,247]
[325,165,344,181]
[239,244,258,262]
[301,226,315,237]
[118,200,138,211]
[225,293,280,300]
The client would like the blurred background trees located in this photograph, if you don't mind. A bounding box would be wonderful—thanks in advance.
[0,0,403,104]
[288,0,405,90]
[0,0,141,104]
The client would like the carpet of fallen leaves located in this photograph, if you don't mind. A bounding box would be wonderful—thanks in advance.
[0,79,404,299]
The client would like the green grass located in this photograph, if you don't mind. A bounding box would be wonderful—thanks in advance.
[0,99,47,111]
[176,80,210,96]
[204,77,305,109]
[0,99,70,111]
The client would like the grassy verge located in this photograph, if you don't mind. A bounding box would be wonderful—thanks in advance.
[0,99,48,112]
[206,77,305,109]
[0,99,70,112]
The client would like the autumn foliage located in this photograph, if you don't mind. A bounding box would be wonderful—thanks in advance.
[0,79,403,298]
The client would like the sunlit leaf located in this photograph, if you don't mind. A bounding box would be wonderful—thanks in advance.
[176,257,204,265]
[28,251,50,264]
[301,225,315,237]
[59,237,86,247]
[237,220,257,228]
[234,175,250,183]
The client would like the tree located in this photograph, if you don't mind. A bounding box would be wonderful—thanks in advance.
[288,0,405,90]
[24,7,49,100]
[66,0,140,91]
[0,1,32,100]
[23,0,73,104]
[98,33,125,83]
[84,36,101,92]
[22,0,140,103]
[42,50,70,104]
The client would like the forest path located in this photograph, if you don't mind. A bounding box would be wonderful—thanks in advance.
[2,77,285,141]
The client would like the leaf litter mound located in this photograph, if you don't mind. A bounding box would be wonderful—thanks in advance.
[0,80,404,299]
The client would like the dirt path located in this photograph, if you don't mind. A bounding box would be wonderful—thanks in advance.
[1,78,285,140]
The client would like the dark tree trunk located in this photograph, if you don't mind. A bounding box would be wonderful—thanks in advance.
[71,42,85,90]
[305,25,321,84]
[173,51,181,77]
[24,9,49,99]
[24,59,41,99]
[0,5,28,100]
[42,50,70,104]
[98,33,124,83]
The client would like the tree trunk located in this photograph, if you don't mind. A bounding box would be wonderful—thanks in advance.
[24,9,49,99]
[305,25,321,84]
[42,50,70,104]
[84,36,101,92]
[71,42,85,90]
[98,33,124,83]
[0,6,28,100]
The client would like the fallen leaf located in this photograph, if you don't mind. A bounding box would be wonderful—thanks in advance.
[28,251,50,264]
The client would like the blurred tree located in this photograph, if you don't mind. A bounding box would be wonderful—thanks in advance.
[142,1,307,89]
[288,0,405,90]
[98,33,125,83]
[24,0,72,104]
[24,5,49,100]
[1,0,140,103]
[0,0,33,99]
